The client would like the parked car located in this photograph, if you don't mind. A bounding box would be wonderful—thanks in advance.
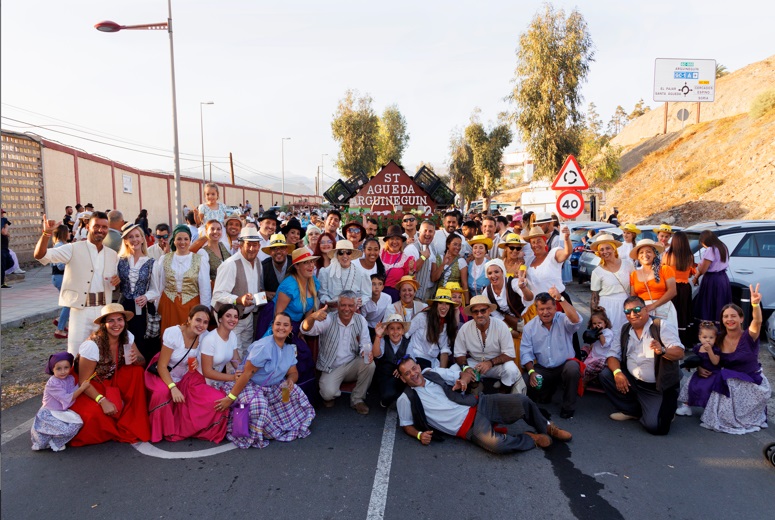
[767,312,775,359]
[564,222,616,276]
[500,204,522,218]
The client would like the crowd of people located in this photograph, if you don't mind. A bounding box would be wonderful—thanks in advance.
[27,192,769,455]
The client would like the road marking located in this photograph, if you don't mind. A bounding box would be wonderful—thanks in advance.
[366,408,398,520]
[131,441,238,459]
[1,418,34,445]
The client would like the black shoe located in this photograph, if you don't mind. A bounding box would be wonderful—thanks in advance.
[1,284,11,289]
[560,409,575,419]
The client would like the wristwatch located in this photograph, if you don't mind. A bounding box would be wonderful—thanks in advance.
[556,296,565,302]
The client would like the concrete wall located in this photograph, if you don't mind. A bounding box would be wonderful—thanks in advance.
[76,157,113,211]
[114,167,140,223]
[139,174,170,228]
[41,148,76,219]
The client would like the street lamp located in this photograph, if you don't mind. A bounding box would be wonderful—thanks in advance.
[199,102,214,182]
[320,153,328,202]
[94,0,183,224]
[281,137,291,207]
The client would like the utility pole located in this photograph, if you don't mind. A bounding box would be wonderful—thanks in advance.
[229,152,235,185]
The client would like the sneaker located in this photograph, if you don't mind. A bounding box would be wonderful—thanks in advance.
[1,284,11,289]
[351,402,369,415]
[525,431,552,449]
[13,268,25,274]
[676,403,693,416]
[610,412,639,421]
[547,422,573,442]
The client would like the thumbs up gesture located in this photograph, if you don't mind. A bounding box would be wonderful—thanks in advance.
[314,304,329,322]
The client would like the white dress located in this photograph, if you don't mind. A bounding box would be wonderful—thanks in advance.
[590,261,634,333]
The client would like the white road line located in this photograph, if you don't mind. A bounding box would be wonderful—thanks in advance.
[131,441,238,459]
[1,418,34,445]
[366,408,398,520]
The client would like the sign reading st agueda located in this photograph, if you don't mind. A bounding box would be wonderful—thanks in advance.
[349,161,437,214]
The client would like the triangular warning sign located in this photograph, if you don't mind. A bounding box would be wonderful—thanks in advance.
[551,155,588,190]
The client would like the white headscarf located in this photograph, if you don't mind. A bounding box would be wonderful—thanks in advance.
[484,258,507,278]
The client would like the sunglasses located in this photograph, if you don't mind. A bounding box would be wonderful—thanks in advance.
[471,308,489,315]
[155,235,169,240]
[507,246,523,251]
[403,218,416,222]
[337,250,353,256]
[623,307,643,315]
[347,228,362,235]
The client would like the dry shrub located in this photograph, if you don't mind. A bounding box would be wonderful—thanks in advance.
[750,90,775,119]
[694,178,724,194]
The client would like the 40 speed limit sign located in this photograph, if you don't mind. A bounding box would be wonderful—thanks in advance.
[556,190,584,219]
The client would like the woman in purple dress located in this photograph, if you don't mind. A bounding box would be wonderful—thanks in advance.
[692,230,732,327]
[699,284,770,434]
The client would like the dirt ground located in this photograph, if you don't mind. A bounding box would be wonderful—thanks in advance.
[1,318,67,410]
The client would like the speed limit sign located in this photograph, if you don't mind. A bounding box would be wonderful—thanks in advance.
[556,190,584,219]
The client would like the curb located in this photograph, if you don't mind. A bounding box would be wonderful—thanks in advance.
[1,308,61,331]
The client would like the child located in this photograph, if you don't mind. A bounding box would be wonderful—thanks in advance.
[581,310,614,386]
[371,314,412,407]
[676,321,721,416]
[361,274,392,341]
[31,352,91,451]
[196,182,229,227]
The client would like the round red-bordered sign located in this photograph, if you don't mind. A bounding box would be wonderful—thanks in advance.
[556,190,584,219]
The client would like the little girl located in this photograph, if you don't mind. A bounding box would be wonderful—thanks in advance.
[676,321,721,416]
[581,310,613,386]
[31,352,91,451]
[196,182,229,227]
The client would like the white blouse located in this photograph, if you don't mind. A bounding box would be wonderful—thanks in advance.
[527,246,565,294]
[199,329,239,386]
[162,326,206,383]
[148,251,211,306]
[590,261,634,297]
[406,312,452,367]
[79,331,136,362]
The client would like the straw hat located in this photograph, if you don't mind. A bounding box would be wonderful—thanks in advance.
[468,234,493,250]
[498,232,525,249]
[93,303,134,325]
[443,281,468,293]
[290,247,320,265]
[630,238,665,260]
[620,223,641,234]
[652,224,674,234]
[464,295,497,315]
[237,227,262,242]
[534,212,553,225]
[261,233,296,254]
[328,239,363,260]
[526,227,549,240]
[382,313,411,334]
[590,233,623,251]
[395,275,420,292]
[224,213,243,226]
[427,288,460,307]
[120,222,142,238]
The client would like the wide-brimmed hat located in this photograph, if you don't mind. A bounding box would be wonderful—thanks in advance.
[342,221,367,239]
[329,239,363,260]
[382,313,411,334]
[464,295,497,315]
[120,222,142,238]
[443,281,468,294]
[652,224,674,234]
[395,275,419,292]
[290,247,319,265]
[261,233,296,254]
[281,219,306,239]
[258,210,280,223]
[80,211,93,221]
[224,213,243,226]
[498,233,525,249]
[427,288,459,307]
[526,227,549,240]
[620,223,641,234]
[384,225,407,241]
[238,227,262,242]
[590,233,623,251]
[630,238,665,260]
[93,303,134,325]
[468,234,493,250]
[534,212,553,225]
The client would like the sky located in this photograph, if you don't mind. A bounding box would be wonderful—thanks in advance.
[2,0,773,196]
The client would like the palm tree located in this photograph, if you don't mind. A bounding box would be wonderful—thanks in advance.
[716,63,729,79]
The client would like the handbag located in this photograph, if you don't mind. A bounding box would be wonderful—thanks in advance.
[145,302,161,339]
[231,402,249,438]
[146,335,196,376]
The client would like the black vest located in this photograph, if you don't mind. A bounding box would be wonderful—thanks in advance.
[402,370,478,440]
[619,318,680,392]
[262,257,291,294]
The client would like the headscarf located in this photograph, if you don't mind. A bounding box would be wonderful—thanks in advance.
[484,258,507,280]
[46,351,74,375]
[170,224,191,252]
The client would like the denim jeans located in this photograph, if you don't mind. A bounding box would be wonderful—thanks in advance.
[52,274,70,331]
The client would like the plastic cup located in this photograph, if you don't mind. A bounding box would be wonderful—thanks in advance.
[123,344,132,365]
[362,350,370,364]
[281,383,290,403]
[188,357,197,372]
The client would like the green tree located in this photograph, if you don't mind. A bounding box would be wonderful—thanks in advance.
[628,98,651,121]
[448,129,477,206]
[510,3,594,180]
[716,63,729,79]
[465,113,513,209]
[586,102,603,137]
[376,105,410,167]
[331,90,380,178]
[607,105,628,136]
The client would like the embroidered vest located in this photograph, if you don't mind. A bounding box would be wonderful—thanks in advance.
[117,257,154,300]
[162,252,201,304]
[316,315,366,373]
[213,259,249,316]
[205,243,230,281]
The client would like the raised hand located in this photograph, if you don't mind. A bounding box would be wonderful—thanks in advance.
[314,304,329,322]
[374,322,386,337]
[750,283,762,306]
[42,214,59,234]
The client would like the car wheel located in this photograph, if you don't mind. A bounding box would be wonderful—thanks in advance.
[765,443,775,467]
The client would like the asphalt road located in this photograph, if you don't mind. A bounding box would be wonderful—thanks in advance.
[2,282,774,520]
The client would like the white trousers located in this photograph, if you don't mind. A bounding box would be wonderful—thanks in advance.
[67,307,102,355]
[466,357,520,387]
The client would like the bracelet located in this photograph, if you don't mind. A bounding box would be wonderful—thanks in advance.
[528,369,535,375]
[227,393,238,401]
[167,382,177,390]
[42,232,51,237]
[613,368,622,376]
[752,303,759,308]
[461,365,470,373]
[416,432,422,441]
[94,394,104,404]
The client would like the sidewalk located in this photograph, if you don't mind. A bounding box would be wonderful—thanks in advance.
[0,264,61,329]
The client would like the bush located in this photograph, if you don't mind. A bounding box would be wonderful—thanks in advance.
[750,89,775,119]
[694,178,724,194]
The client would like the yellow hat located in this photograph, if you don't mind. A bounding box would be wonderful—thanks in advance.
[395,275,420,292]
[498,233,525,249]
[652,224,674,234]
[468,234,493,250]
[427,288,460,306]
[261,233,296,254]
[444,281,468,293]
[620,223,641,234]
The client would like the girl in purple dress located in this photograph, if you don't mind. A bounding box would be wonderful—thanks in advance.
[677,321,721,416]
[700,284,770,434]
[692,230,732,327]
[31,352,91,451]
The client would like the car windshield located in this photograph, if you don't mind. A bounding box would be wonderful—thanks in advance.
[684,232,703,253]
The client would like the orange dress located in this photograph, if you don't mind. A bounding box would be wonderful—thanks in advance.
[630,265,676,301]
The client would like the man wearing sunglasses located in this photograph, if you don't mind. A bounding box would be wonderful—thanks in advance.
[401,213,418,244]
[147,223,171,261]
[520,288,583,419]
[396,356,571,451]
[319,240,371,308]
[599,296,684,435]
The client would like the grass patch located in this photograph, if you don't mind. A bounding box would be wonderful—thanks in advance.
[750,89,775,119]
[695,178,724,194]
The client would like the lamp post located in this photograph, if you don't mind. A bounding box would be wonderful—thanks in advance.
[281,137,291,207]
[320,153,328,203]
[95,0,183,224]
[199,102,214,183]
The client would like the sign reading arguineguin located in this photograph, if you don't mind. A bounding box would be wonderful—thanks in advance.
[349,161,438,213]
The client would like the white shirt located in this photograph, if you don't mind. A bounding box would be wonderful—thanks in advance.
[432,230,471,261]
[406,312,452,367]
[489,278,533,319]
[397,366,468,435]
[454,317,514,361]
[199,330,239,385]
[149,251,211,307]
[527,246,565,294]
[147,243,167,261]
[361,293,393,328]
[257,232,272,263]
[162,326,206,383]
[79,331,136,362]
[212,251,262,313]
[617,243,634,259]
[40,240,109,293]
[590,261,634,297]
[606,318,683,383]
[318,262,372,304]
[306,313,372,369]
